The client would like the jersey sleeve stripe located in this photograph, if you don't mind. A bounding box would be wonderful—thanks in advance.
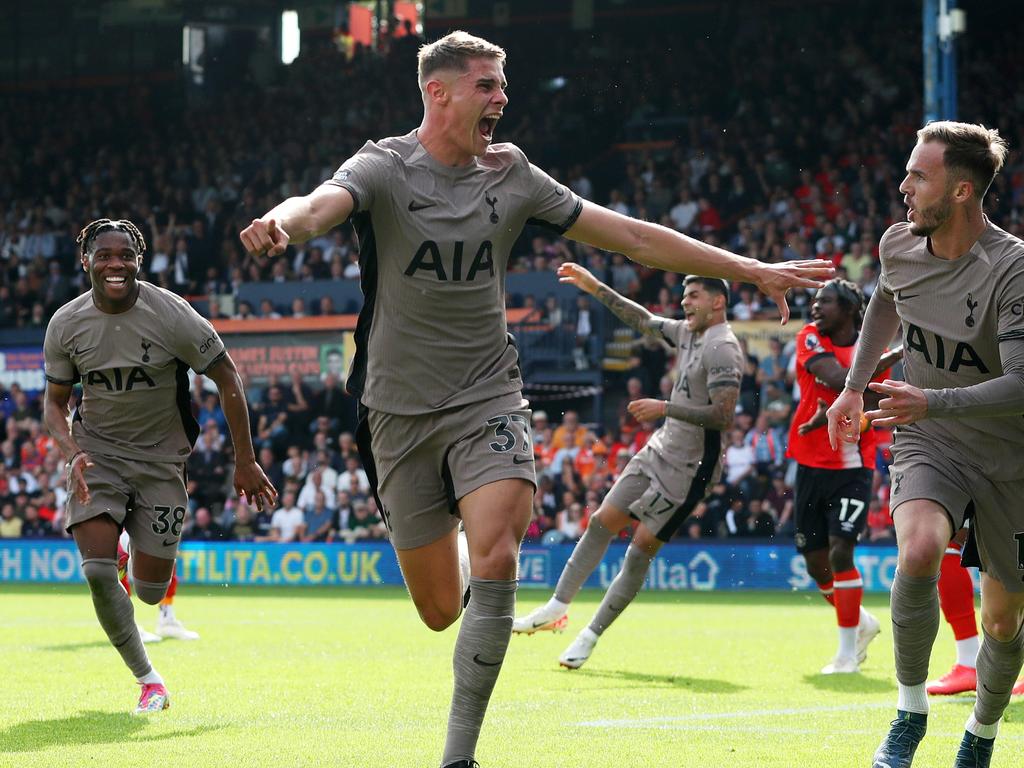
[707,380,740,390]
[997,330,1024,342]
[526,199,583,236]
[195,350,227,375]
[44,373,76,385]
[805,352,834,367]
[324,181,361,214]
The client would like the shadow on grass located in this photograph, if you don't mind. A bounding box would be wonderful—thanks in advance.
[803,673,894,694]
[577,668,747,693]
[0,710,224,753]
[36,640,111,652]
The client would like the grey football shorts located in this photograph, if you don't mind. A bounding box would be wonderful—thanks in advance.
[604,449,720,542]
[890,433,1024,592]
[360,392,536,550]
[65,452,188,560]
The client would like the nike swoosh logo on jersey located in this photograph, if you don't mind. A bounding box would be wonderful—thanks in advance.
[162,538,178,547]
[472,653,502,667]
[512,455,533,465]
[408,201,436,211]
[74,345,96,355]
[895,290,919,300]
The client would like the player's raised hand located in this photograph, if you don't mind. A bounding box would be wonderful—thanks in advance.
[234,459,278,512]
[826,388,865,450]
[557,262,601,295]
[864,379,928,427]
[753,259,835,325]
[240,217,290,258]
[69,452,95,504]
[627,398,667,422]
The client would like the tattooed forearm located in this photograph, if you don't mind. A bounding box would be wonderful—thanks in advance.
[664,385,737,431]
[592,284,661,337]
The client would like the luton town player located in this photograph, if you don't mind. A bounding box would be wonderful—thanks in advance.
[513,265,742,671]
[240,31,831,768]
[787,278,902,674]
[827,122,1024,768]
[43,219,276,714]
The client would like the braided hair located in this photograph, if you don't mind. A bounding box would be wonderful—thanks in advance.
[823,277,865,327]
[76,218,147,259]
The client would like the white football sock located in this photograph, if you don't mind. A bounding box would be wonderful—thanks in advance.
[956,635,980,668]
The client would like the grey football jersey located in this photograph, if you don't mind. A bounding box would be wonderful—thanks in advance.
[634,320,743,497]
[879,219,1024,479]
[44,282,226,463]
[327,130,582,415]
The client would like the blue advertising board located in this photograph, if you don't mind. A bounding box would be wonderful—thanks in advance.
[0,539,916,593]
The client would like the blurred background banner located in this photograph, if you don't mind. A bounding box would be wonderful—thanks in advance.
[1,538,903,593]
[220,330,355,386]
[0,347,46,394]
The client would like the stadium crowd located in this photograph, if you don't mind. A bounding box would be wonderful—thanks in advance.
[1,3,1023,546]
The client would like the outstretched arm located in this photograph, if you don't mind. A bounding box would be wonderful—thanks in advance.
[240,184,355,258]
[564,201,833,323]
[557,262,668,338]
[204,355,278,511]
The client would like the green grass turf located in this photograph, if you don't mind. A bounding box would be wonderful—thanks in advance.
[1,584,1022,767]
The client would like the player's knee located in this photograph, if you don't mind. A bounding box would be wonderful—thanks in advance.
[981,613,1024,643]
[897,537,944,576]
[133,578,171,605]
[415,600,459,632]
[81,558,120,594]
[468,546,518,580]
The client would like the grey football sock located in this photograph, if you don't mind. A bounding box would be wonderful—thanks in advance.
[890,570,940,686]
[974,623,1024,725]
[441,577,516,767]
[553,518,615,604]
[81,558,153,679]
[588,544,654,637]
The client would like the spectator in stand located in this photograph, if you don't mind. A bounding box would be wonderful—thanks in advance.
[256,385,290,452]
[301,490,337,543]
[311,372,355,435]
[282,445,310,482]
[226,501,263,542]
[259,446,285,492]
[20,504,52,538]
[731,286,763,321]
[337,456,370,497]
[551,410,587,452]
[0,502,19,538]
[724,428,756,499]
[269,490,305,543]
[341,499,387,543]
[764,472,795,536]
[336,431,359,464]
[234,300,256,320]
[298,465,338,511]
[555,501,585,542]
[188,421,229,509]
[185,507,228,541]
[290,297,307,318]
[259,298,282,319]
[746,412,784,477]
[669,188,699,233]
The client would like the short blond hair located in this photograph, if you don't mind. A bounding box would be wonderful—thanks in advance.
[417,30,506,90]
[917,121,1009,199]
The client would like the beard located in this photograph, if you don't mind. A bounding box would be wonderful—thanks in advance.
[909,196,953,237]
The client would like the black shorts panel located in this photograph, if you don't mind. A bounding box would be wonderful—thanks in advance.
[793,465,873,554]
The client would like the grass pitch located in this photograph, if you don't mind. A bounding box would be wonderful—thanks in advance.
[2,584,1022,767]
